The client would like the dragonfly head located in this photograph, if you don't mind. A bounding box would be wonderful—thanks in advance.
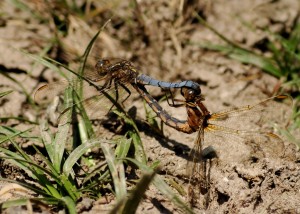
[95,59,111,76]
[180,87,203,103]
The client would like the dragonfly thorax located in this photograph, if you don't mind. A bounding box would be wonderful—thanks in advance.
[95,58,138,83]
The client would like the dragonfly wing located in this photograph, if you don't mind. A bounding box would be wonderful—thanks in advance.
[205,95,292,158]
[34,79,103,104]
[204,124,285,160]
[34,80,70,104]
[208,95,293,131]
[186,125,204,178]
[186,119,211,206]
[35,78,133,124]
[78,87,130,120]
[74,80,133,120]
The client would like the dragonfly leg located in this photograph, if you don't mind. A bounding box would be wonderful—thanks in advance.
[166,89,185,108]
[118,82,131,105]
[165,89,174,105]
[105,78,113,89]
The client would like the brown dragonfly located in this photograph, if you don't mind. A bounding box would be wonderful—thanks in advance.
[34,58,201,131]
[178,86,293,207]
[35,58,200,103]
[112,79,292,208]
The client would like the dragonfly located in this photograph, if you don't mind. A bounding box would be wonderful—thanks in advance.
[35,58,200,103]
[178,86,293,208]
[86,58,201,109]
[90,59,201,91]
[34,58,201,131]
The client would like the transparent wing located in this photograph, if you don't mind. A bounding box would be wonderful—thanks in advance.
[34,80,69,104]
[204,124,285,158]
[206,95,293,158]
[34,79,133,123]
[185,95,293,207]
[186,124,208,206]
[209,95,292,130]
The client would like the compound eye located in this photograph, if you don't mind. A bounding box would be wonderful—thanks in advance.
[96,60,111,75]
[97,59,110,68]
[180,88,195,100]
[96,61,104,68]
[104,59,110,65]
[98,59,110,67]
[182,88,196,102]
[188,89,194,96]
[197,87,201,95]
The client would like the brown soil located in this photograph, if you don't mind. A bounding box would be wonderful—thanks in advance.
[0,0,299,213]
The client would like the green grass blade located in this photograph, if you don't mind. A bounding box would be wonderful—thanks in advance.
[25,52,68,79]
[126,158,194,214]
[72,88,95,140]
[0,156,61,198]
[32,145,59,176]
[60,174,80,200]
[196,42,282,77]
[0,90,13,98]
[67,19,112,140]
[39,120,55,163]
[0,126,33,145]
[121,170,156,214]
[0,178,50,197]
[53,86,73,171]
[0,198,33,210]
[63,138,110,176]
[0,116,38,124]
[2,139,61,198]
[115,138,132,159]
[0,197,61,209]
[79,19,111,78]
[60,196,76,214]
[129,130,147,164]
[114,110,147,164]
[0,71,33,103]
[32,145,80,200]
[143,99,161,133]
[101,142,127,201]
[193,13,249,52]
[9,0,46,20]
[229,50,281,77]
[0,147,38,180]
[191,13,298,79]
[279,128,300,148]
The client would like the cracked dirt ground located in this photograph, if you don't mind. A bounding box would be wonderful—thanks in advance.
[0,0,299,213]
